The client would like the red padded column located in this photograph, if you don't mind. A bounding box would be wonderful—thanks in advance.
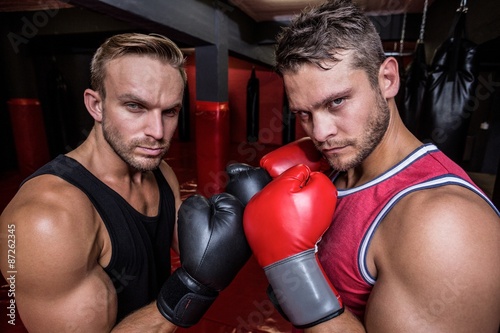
[8,98,50,176]
[195,101,230,197]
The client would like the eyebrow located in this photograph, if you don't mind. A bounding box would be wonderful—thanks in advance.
[290,87,352,113]
[117,93,149,107]
[117,93,183,111]
[313,88,352,109]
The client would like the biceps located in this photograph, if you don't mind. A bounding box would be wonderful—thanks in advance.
[364,276,430,332]
[364,270,499,333]
[17,268,117,333]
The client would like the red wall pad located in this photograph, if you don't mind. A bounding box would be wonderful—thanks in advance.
[195,101,230,197]
[8,98,50,177]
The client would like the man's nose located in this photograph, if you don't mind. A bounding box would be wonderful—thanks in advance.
[311,112,336,143]
[145,111,164,140]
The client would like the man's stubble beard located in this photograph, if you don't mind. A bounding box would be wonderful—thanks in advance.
[101,108,170,172]
[321,88,390,172]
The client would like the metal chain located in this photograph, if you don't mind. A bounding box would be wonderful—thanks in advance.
[419,0,429,43]
[458,0,468,13]
[400,12,407,55]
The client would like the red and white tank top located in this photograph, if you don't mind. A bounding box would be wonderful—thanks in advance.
[317,143,499,320]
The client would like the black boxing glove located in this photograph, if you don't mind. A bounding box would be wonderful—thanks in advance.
[225,163,272,206]
[157,193,251,328]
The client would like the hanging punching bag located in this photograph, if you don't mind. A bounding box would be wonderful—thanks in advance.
[394,12,408,113]
[8,98,51,177]
[417,2,478,163]
[403,41,428,134]
[282,90,296,145]
[178,81,190,141]
[47,57,71,154]
[246,67,259,143]
[195,101,229,197]
[401,0,429,134]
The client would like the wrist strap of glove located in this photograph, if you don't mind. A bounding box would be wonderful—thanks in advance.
[264,249,344,328]
[267,284,344,329]
[157,267,218,328]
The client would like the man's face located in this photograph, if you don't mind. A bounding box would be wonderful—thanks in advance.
[284,53,389,171]
[100,55,184,171]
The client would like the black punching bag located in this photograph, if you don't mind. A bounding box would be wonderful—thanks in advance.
[402,41,428,134]
[246,67,259,142]
[178,81,190,141]
[417,2,478,163]
[282,90,296,145]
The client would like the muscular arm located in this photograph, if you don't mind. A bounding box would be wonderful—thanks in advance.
[365,186,500,332]
[0,176,177,333]
[112,302,176,332]
[304,310,365,333]
[305,186,500,333]
[0,176,117,332]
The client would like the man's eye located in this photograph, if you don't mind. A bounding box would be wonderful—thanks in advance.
[293,110,310,120]
[126,103,141,110]
[163,108,179,117]
[331,98,344,107]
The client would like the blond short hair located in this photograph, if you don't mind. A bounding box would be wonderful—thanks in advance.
[90,33,186,98]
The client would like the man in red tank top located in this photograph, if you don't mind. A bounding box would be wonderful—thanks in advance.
[245,0,500,332]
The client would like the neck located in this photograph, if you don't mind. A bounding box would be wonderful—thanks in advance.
[67,126,148,186]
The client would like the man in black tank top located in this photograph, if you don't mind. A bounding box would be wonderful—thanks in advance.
[0,33,252,332]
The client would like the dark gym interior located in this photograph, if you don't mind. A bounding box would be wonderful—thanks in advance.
[1,0,499,332]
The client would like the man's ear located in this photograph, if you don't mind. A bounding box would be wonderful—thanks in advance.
[84,88,103,122]
[378,57,400,99]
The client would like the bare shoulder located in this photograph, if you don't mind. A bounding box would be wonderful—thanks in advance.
[366,184,500,332]
[1,174,100,243]
[158,161,180,194]
[0,174,117,332]
[392,184,499,250]
[158,160,181,208]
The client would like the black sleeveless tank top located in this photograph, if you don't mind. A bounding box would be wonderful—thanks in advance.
[23,155,176,322]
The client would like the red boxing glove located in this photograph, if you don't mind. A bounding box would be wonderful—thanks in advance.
[244,164,343,328]
[260,137,330,178]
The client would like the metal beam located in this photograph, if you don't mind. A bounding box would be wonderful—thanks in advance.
[68,0,276,66]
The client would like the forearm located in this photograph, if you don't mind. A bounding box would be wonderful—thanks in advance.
[112,302,177,333]
[304,310,365,333]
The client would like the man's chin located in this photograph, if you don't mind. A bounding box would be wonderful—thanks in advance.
[129,156,163,172]
[328,157,356,172]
